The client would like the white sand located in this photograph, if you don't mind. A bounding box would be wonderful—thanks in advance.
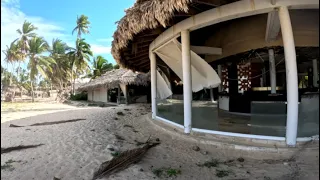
[1,103,319,180]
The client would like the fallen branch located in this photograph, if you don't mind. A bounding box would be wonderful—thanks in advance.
[9,119,86,127]
[92,141,160,180]
[1,144,44,154]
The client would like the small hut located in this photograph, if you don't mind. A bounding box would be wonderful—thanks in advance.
[77,68,150,104]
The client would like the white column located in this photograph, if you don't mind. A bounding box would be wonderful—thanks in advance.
[210,88,215,102]
[269,49,277,94]
[218,65,222,92]
[313,59,318,87]
[150,52,157,119]
[279,6,299,146]
[181,30,192,134]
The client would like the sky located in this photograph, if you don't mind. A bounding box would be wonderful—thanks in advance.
[1,0,135,71]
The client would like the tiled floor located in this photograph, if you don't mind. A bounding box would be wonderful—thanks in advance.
[157,100,318,137]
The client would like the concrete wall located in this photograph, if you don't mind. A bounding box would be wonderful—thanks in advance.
[88,87,108,103]
[205,10,319,62]
[87,90,93,101]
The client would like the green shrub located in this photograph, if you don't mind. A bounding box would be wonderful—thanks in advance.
[70,92,87,101]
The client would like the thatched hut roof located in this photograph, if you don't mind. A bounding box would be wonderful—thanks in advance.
[77,68,150,91]
[111,0,238,72]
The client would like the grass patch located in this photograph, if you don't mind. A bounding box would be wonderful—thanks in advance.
[197,158,220,168]
[152,167,181,178]
[111,151,121,157]
[216,169,230,178]
[1,159,21,171]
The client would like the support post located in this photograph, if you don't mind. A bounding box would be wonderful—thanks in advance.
[181,30,192,134]
[150,52,157,119]
[106,88,108,103]
[279,6,299,146]
[210,88,215,102]
[218,65,222,92]
[92,89,94,102]
[313,59,318,87]
[269,49,277,94]
[125,85,129,105]
[117,85,121,104]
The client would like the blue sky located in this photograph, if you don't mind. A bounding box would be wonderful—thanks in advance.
[1,0,135,70]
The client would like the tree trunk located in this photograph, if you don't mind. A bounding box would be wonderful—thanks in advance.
[30,80,34,102]
[17,62,22,98]
[11,62,16,102]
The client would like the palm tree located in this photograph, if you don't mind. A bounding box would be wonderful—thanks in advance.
[72,15,90,38]
[28,36,55,102]
[16,21,38,55]
[16,21,38,91]
[67,38,92,94]
[87,56,113,79]
[2,40,23,87]
[48,39,70,90]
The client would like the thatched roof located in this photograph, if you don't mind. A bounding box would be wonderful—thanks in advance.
[111,0,238,72]
[3,85,28,93]
[77,68,150,91]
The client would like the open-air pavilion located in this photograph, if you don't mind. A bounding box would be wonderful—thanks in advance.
[111,0,319,146]
[77,68,150,104]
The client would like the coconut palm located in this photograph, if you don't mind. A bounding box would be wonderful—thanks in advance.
[2,40,23,87]
[67,38,92,94]
[48,39,70,90]
[72,15,90,38]
[28,36,55,102]
[16,21,38,55]
[86,56,113,79]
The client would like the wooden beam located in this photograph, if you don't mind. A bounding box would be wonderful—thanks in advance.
[193,0,220,6]
[190,46,222,55]
[265,10,280,42]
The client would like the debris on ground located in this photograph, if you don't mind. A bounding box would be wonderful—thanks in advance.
[117,112,124,116]
[197,158,220,168]
[92,142,160,180]
[1,144,44,154]
[215,169,230,178]
[192,145,200,151]
[237,157,245,162]
[9,119,86,127]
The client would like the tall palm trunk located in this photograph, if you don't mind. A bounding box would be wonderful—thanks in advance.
[17,62,22,98]
[11,62,16,102]
[30,80,34,102]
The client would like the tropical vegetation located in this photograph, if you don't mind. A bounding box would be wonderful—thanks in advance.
[1,15,119,102]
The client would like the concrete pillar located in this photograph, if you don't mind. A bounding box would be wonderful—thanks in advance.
[181,30,192,134]
[210,88,215,102]
[217,65,222,92]
[313,59,318,87]
[150,52,157,119]
[279,6,299,146]
[269,49,277,94]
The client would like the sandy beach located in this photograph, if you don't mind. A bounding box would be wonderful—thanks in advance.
[1,102,319,180]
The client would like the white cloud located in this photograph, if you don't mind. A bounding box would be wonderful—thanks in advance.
[1,0,70,65]
[96,38,113,42]
[90,44,111,54]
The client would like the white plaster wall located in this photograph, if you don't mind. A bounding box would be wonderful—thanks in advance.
[87,90,92,101]
[219,96,229,111]
[99,87,108,103]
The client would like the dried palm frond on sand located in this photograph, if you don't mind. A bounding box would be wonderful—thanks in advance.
[92,141,160,180]
[9,118,86,127]
[1,144,44,154]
